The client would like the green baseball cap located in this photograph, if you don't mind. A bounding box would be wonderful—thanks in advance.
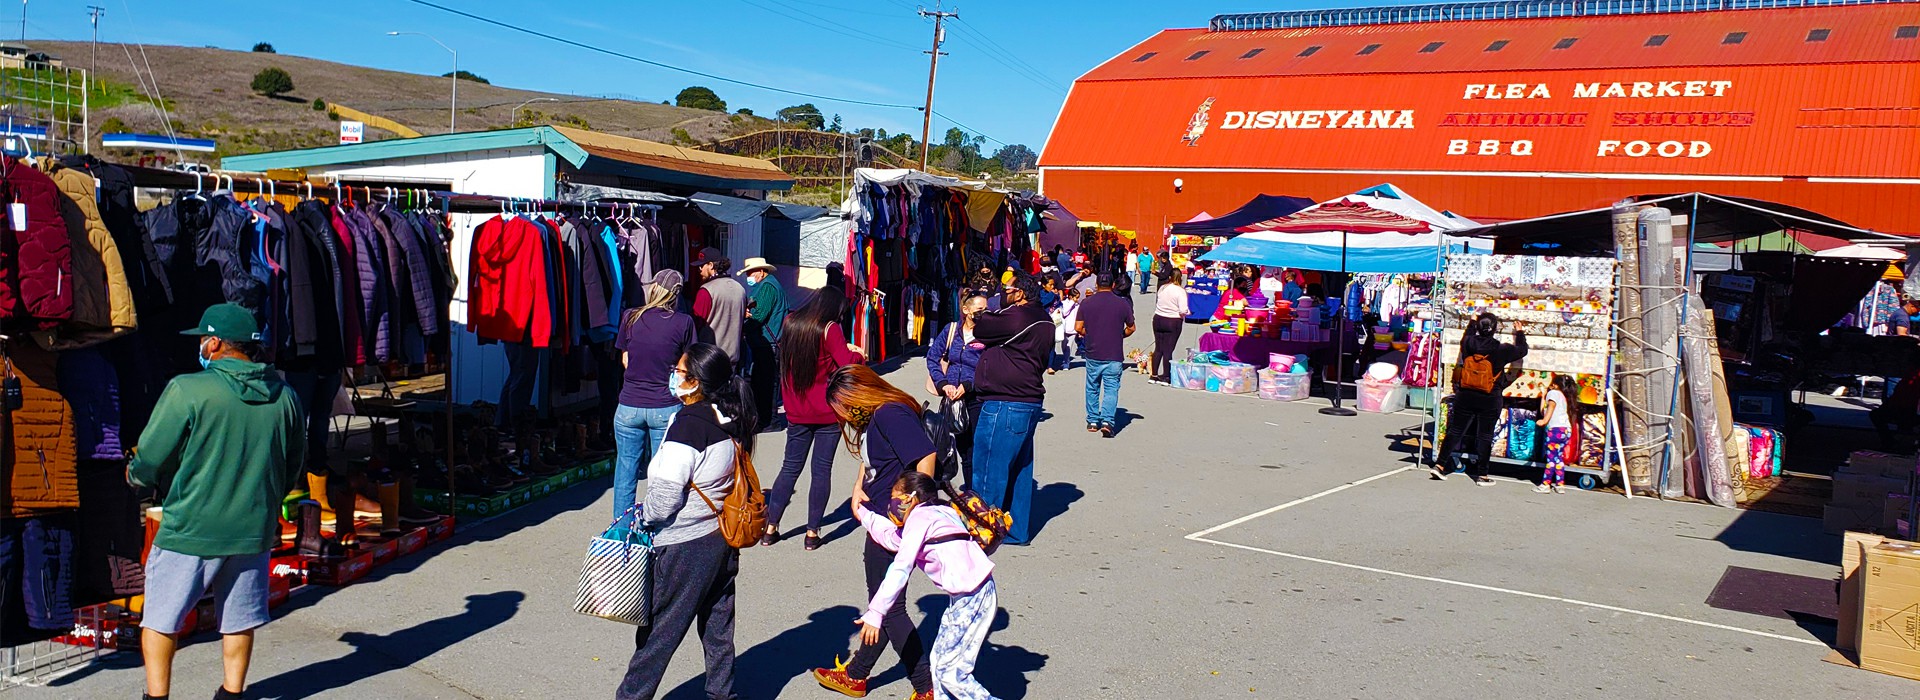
[180,303,262,343]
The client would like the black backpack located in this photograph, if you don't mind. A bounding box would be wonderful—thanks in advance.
[920,399,970,482]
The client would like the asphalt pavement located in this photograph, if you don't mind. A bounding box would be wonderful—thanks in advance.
[7,292,1906,699]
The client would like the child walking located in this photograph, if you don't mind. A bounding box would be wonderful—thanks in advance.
[853,471,1000,700]
[1534,374,1578,494]
[1048,289,1080,374]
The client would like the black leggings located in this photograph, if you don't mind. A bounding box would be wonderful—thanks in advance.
[1439,403,1501,479]
[1152,315,1183,382]
[845,537,932,692]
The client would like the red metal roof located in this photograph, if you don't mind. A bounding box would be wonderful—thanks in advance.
[1080,4,1920,81]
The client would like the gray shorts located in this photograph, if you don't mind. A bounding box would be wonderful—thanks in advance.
[140,547,272,635]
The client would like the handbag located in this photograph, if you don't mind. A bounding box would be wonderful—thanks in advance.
[573,503,653,625]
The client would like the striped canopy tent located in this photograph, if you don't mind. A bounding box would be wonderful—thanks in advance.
[1199,184,1483,273]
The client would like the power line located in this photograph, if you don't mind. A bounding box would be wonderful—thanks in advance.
[932,109,1009,148]
[403,0,921,110]
[950,17,1068,92]
[732,0,920,52]
[944,19,1068,95]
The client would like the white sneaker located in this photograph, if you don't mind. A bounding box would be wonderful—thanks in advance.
[1553,484,1568,494]
[1429,466,1449,481]
[1473,477,1495,486]
[1532,483,1552,494]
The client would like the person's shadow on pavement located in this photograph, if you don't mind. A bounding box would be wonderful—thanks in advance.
[662,604,861,699]
[1027,482,1085,540]
[911,598,1048,699]
[245,591,524,700]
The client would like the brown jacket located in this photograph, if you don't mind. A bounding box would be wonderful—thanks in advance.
[3,343,79,517]
[31,158,136,350]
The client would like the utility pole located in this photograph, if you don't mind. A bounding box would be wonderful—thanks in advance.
[19,0,27,42]
[917,4,956,172]
[86,6,102,73]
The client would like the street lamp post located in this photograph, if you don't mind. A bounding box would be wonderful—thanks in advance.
[387,31,457,134]
[514,97,559,124]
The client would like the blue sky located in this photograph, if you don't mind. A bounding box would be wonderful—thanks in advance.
[27,0,1331,151]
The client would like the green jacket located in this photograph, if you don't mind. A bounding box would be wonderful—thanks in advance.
[128,359,306,557]
[746,275,788,343]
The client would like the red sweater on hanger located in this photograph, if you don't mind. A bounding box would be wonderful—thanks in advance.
[469,216,552,346]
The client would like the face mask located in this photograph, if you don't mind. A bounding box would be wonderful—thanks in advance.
[668,370,698,399]
[198,340,214,370]
[743,277,757,287]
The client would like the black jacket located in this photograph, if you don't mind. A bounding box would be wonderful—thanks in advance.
[972,302,1054,404]
[1455,331,1528,412]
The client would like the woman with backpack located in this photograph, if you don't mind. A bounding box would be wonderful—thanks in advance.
[927,293,989,484]
[766,293,864,550]
[1433,312,1529,485]
[812,365,937,700]
[855,470,1002,700]
[618,343,757,700]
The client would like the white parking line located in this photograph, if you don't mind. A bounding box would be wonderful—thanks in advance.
[1185,467,1824,648]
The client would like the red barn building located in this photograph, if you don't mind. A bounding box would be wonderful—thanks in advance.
[1039,0,1920,247]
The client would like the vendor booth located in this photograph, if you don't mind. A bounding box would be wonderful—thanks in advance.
[1196,184,1483,413]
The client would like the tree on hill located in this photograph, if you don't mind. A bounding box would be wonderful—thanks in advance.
[777,103,824,130]
[675,86,726,112]
[442,70,490,84]
[252,42,276,53]
[993,143,1038,172]
[735,107,754,116]
[828,114,842,133]
[250,67,295,97]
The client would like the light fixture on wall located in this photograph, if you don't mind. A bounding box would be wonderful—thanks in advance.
[1173,177,1184,193]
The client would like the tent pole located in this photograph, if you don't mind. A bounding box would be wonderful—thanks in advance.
[1321,229,1357,417]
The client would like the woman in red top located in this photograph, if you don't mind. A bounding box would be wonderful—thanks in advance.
[766,293,863,550]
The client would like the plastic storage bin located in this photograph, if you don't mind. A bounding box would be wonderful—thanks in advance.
[1357,378,1408,413]
[1172,361,1209,390]
[1258,369,1311,401]
[1210,363,1258,394]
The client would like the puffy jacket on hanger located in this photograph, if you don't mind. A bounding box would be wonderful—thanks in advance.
[30,158,136,350]
[381,206,440,338]
[288,201,346,369]
[326,205,367,366]
[60,156,167,314]
[469,215,552,347]
[0,160,74,326]
[4,343,79,517]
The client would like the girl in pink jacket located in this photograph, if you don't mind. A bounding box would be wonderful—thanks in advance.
[853,471,1000,700]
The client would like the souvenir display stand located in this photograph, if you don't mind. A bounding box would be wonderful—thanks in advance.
[1435,254,1621,490]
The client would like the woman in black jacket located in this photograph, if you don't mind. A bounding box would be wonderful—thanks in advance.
[1433,312,1528,485]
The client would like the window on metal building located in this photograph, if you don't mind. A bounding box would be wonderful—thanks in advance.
[1419,41,1444,53]
[1553,37,1578,49]
[1297,45,1321,57]
[1900,26,1920,39]
[1485,40,1508,52]
[1807,28,1830,42]
[1185,50,1210,60]
[1723,32,1746,44]
[1645,34,1668,46]
[1132,52,1157,62]
[1240,48,1264,59]
[1358,43,1382,55]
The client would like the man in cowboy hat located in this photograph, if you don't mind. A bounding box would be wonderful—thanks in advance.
[740,256,787,427]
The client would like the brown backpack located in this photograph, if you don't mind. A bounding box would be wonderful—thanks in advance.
[688,442,767,549]
[1456,353,1497,393]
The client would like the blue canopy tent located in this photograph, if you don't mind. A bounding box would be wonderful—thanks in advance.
[1198,184,1483,414]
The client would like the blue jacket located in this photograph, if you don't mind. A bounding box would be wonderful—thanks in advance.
[925,321,981,389]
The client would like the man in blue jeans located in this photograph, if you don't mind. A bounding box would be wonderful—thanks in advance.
[970,274,1054,545]
[1076,274,1136,437]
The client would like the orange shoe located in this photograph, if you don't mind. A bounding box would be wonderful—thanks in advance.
[812,657,869,698]
[907,691,934,700]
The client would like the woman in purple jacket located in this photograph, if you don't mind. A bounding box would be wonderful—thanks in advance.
[925,293,987,484]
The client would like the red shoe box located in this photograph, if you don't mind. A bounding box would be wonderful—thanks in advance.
[397,527,429,556]
[427,516,456,542]
[269,555,308,584]
[305,550,374,586]
[360,537,400,567]
[266,571,293,609]
[55,603,140,650]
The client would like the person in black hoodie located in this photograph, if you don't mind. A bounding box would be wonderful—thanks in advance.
[1433,312,1529,485]
[968,272,1054,545]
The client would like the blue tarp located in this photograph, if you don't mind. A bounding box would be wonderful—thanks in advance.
[1168,194,1314,238]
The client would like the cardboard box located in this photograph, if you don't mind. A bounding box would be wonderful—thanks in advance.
[428,516,456,542]
[1859,541,1920,679]
[306,550,375,586]
[1885,495,1913,535]
[397,527,429,556]
[1848,450,1913,479]
[1832,472,1909,508]
[360,537,400,567]
[1838,531,1886,653]
[1827,504,1882,535]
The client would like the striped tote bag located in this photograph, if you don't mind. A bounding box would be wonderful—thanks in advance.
[573,504,653,625]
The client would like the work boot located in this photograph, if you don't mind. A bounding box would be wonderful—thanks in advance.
[377,482,402,536]
[296,500,346,559]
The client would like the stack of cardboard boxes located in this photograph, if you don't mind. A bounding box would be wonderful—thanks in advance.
[1838,533,1920,680]
[1827,451,1916,537]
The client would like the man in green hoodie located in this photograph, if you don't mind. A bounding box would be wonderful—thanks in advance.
[128,303,306,700]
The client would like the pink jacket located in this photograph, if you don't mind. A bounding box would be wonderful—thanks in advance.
[855,502,995,628]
